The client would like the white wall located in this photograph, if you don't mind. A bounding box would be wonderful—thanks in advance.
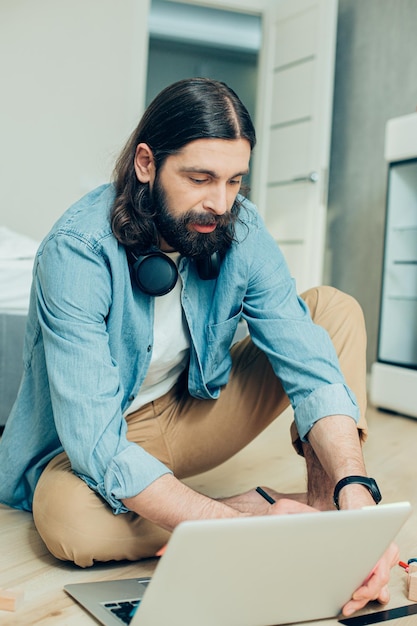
[0,0,150,240]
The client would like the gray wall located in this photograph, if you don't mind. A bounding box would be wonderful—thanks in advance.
[326,0,417,370]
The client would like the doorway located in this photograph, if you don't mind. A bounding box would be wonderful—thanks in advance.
[146,0,261,125]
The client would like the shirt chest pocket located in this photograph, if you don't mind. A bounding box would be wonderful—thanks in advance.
[206,306,243,378]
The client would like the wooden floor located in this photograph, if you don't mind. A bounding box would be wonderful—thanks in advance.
[1,404,416,626]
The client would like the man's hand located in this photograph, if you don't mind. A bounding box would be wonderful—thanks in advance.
[341,542,400,616]
[220,487,312,516]
[305,415,400,617]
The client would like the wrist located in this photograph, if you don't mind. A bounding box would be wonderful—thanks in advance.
[333,476,382,510]
[336,483,376,510]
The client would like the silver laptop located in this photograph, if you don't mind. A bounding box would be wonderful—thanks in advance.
[65,502,411,626]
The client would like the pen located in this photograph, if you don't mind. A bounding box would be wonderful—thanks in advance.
[256,486,276,505]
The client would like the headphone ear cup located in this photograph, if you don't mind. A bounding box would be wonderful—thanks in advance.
[127,249,222,293]
[196,251,221,280]
[132,252,178,296]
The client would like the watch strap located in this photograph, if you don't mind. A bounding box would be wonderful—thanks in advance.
[333,475,382,509]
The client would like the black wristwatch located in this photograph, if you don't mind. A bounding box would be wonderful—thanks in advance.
[333,476,382,509]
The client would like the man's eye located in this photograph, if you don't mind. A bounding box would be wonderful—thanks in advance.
[229,179,242,186]
[190,177,207,184]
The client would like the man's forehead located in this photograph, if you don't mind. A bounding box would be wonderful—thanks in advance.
[173,137,251,173]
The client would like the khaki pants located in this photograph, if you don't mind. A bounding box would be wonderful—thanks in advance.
[33,286,367,567]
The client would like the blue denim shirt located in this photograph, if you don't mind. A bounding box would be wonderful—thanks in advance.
[0,184,358,513]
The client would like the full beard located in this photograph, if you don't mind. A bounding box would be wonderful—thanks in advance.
[151,176,238,259]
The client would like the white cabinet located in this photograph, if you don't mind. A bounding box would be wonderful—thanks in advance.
[370,113,417,418]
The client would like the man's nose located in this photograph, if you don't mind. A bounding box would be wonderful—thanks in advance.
[203,184,228,215]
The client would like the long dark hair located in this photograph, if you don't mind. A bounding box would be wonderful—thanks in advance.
[111,77,256,251]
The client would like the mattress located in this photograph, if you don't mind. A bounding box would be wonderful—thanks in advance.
[0,227,39,425]
[0,226,38,314]
[0,313,27,425]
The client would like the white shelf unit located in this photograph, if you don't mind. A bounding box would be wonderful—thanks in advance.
[370,113,417,418]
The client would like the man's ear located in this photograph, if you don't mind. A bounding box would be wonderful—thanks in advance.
[134,143,156,184]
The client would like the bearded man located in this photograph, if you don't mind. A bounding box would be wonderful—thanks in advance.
[0,78,396,617]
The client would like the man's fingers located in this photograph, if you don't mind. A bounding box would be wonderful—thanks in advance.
[342,543,399,616]
[269,499,317,515]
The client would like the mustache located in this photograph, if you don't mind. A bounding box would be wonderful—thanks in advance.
[181,210,232,228]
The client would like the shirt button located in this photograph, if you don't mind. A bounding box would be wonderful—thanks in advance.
[147,345,152,352]
[128,395,135,401]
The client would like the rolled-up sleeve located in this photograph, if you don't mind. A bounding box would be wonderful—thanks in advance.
[293,383,359,442]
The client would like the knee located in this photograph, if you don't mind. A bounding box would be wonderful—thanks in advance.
[33,506,94,567]
[33,454,169,567]
[301,285,366,333]
[33,463,99,566]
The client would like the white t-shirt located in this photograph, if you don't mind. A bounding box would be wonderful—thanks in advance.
[125,253,190,414]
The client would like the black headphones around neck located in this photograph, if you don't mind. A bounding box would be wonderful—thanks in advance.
[127,249,221,296]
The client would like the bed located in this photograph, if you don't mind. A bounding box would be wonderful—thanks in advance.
[0,227,39,426]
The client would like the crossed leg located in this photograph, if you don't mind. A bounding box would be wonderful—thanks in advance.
[33,286,367,566]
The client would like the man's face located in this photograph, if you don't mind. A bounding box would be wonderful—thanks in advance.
[144,138,251,257]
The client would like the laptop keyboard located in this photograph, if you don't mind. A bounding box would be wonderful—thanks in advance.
[104,599,141,624]
[102,579,150,625]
